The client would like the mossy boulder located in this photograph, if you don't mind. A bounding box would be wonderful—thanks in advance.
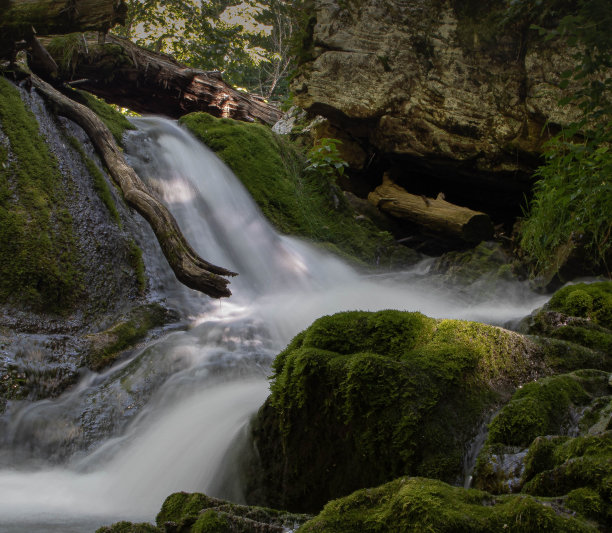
[298,477,597,533]
[473,369,611,494]
[521,282,612,356]
[179,112,418,268]
[249,310,559,512]
[98,491,311,533]
[86,303,177,371]
[429,241,518,286]
[522,432,612,526]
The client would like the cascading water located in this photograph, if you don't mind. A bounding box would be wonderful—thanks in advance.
[0,118,548,532]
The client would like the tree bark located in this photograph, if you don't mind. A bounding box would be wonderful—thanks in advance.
[368,174,494,244]
[30,73,237,298]
[0,0,126,56]
[42,34,282,125]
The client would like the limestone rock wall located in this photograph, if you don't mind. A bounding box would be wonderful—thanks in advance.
[292,0,574,179]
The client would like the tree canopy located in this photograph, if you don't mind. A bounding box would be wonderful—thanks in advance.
[112,0,295,100]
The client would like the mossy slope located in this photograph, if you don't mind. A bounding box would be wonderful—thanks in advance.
[179,112,416,268]
[0,76,82,312]
[250,310,554,512]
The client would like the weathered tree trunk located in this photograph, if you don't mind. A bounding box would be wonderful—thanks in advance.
[0,0,126,56]
[42,34,282,125]
[368,174,494,243]
[31,73,237,298]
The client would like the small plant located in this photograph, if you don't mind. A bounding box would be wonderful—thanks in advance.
[304,137,348,182]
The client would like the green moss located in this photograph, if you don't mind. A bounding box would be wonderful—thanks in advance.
[155,491,310,532]
[69,89,135,145]
[524,281,612,357]
[67,135,121,225]
[521,432,612,524]
[548,282,612,329]
[0,76,82,313]
[95,522,159,533]
[128,239,146,295]
[179,112,413,268]
[485,374,592,448]
[87,303,169,370]
[298,477,597,533]
[253,310,546,512]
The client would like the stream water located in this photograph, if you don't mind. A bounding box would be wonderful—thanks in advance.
[0,118,549,532]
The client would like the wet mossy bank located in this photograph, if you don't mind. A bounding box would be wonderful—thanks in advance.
[179,112,418,269]
[0,77,173,411]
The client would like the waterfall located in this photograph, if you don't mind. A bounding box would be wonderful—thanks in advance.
[0,118,548,532]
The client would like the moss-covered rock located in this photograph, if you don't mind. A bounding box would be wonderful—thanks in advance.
[96,522,160,533]
[298,477,597,532]
[522,432,612,526]
[249,310,558,512]
[179,112,418,268]
[521,282,612,356]
[429,241,518,286]
[86,303,177,371]
[473,370,611,494]
[155,492,309,533]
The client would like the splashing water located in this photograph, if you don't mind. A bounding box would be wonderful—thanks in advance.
[0,118,548,531]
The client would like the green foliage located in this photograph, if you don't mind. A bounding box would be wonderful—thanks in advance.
[69,89,135,145]
[298,477,597,533]
[179,112,414,267]
[0,76,82,312]
[304,137,348,183]
[256,310,547,511]
[67,136,121,225]
[520,0,612,277]
[114,0,295,100]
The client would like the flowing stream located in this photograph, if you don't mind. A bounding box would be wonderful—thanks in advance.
[0,118,548,532]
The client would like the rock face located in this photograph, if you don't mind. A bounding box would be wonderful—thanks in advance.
[292,0,574,214]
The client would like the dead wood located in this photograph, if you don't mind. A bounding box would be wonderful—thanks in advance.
[31,73,237,298]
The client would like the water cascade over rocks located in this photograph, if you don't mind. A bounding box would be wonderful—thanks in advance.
[0,118,549,532]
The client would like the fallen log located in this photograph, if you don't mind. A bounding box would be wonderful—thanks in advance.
[0,0,126,56]
[31,73,237,298]
[40,34,282,125]
[368,174,494,243]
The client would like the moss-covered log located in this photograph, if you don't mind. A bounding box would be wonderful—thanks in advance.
[0,0,126,57]
[368,174,494,243]
[42,34,282,125]
[31,73,237,298]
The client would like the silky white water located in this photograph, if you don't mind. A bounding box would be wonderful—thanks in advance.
[0,118,548,531]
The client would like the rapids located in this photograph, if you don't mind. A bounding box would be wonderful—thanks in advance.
[0,118,548,531]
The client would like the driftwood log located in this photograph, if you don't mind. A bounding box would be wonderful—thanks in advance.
[31,73,237,298]
[40,34,282,125]
[368,174,494,243]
